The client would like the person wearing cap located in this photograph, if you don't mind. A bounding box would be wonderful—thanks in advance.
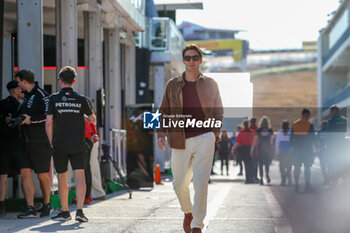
[46,66,95,222]
[0,80,31,217]
[15,70,53,218]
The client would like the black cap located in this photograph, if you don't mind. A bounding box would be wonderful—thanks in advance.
[6,80,19,90]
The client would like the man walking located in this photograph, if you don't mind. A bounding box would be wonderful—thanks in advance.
[291,108,316,193]
[157,44,223,233]
[46,66,95,222]
[16,70,52,218]
[326,105,347,185]
[0,80,29,217]
[249,117,259,183]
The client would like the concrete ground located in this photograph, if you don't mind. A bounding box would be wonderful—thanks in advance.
[1,159,350,233]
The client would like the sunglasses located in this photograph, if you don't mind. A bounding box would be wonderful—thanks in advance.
[183,55,200,62]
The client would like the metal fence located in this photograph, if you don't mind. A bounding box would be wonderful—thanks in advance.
[109,128,127,180]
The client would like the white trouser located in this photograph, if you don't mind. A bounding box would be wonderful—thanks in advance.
[171,132,215,229]
[90,142,106,199]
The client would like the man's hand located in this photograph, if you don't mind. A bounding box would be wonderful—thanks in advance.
[250,148,254,157]
[4,116,11,125]
[20,114,31,125]
[92,134,100,143]
[157,136,166,151]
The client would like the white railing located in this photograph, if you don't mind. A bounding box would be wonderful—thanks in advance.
[109,128,127,180]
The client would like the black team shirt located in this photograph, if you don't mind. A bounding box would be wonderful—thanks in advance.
[47,87,92,153]
[0,96,23,139]
[22,82,49,143]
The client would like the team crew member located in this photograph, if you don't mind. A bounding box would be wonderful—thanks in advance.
[46,66,95,222]
[157,44,223,233]
[15,70,52,218]
[0,81,30,217]
[326,105,347,184]
[249,117,259,183]
[232,120,255,184]
[83,116,99,204]
[291,109,316,193]
[250,116,274,185]
[275,120,293,186]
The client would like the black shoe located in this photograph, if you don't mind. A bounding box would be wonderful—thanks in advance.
[237,172,243,176]
[34,202,43,212]
[254,178,261,184]
[0,203,6,217]
[51,211,72,221]
[266,176,271,184]
[75,210,88,222]
[39,204,53,217]
[17,206,37,219]
[260,180,264,185]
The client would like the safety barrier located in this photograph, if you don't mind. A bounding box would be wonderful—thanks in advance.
[109,128,127,180]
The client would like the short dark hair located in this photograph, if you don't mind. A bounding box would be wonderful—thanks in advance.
[282,120,289,133]
[301,108,310,117]
[250,117,256,124]
[182,44,203,58]
[243,120,250,130]
[330,104,339,113]
[59,66,77,84]
[15,69,35,83]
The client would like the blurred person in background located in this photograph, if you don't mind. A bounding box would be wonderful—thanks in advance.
[275,120,293,186]
[232,120,254,184]
[326,105,347,185]
[233,126,243,176]
[249,117,259,183]
[86,102,105,201]
[291,109,316,193]
[81,114,99,204]
[218,130,230,175]
[250,116,274,185]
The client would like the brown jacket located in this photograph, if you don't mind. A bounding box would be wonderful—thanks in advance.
[157,72,223,149]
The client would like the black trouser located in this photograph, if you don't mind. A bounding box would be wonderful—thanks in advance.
[252,156,258,179]
[257,156,270,180]
[241,146,253,181]
[85,139,93,198]
[237,155,243,174]
[318,149,329,183]
[279,153,292,184]
[220,153,229,175]
[235,146,243,174]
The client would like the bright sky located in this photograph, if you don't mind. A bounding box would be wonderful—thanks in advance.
[176,0,341,50]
